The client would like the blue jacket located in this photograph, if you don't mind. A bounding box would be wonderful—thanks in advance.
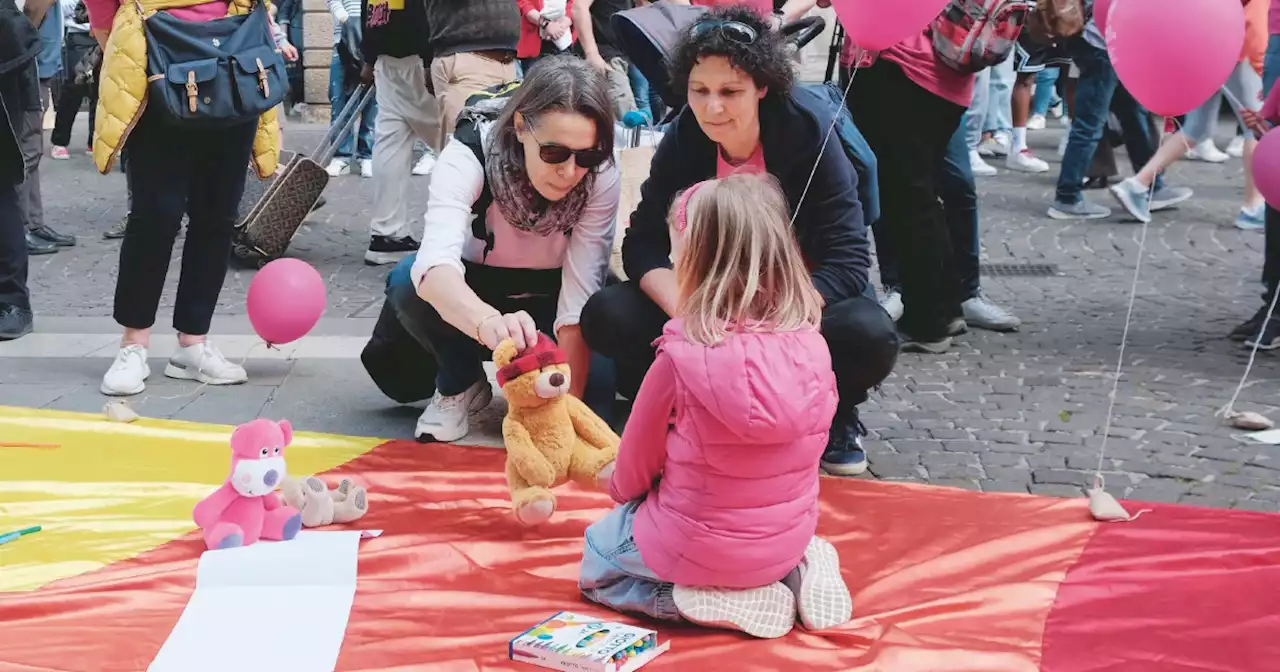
[622,86,875,304]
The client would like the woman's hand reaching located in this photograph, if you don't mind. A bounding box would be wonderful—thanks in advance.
[477,311,540,351]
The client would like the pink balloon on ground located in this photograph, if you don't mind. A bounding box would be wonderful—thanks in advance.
[830,0,950,52]
[1106,0,1245,117]
[1253,130,1280,208]
[246,258,327,346]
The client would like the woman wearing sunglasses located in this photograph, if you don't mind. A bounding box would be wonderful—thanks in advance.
[580,5,899,478]
[384,55,621,443]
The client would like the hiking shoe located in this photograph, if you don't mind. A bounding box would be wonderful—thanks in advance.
[1048,199,1111,220]
[961,291,1021,332]
[1150,184,1194,212]
[879,286,903,322]
[822,405,867,477]
[101,344,151,396]
[364,235,420,266]
[1109,177,1152,223]
[165,341,248,385]
[672,582,796,639]
[0,304,33,341]
[415,380,494,443]
[782,537,853,631]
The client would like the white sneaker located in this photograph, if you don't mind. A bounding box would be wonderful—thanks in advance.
[1027,114,1047,131]
[782,537,853,631]
[969,149,997,177]
[672,582,796,639]
[325,158,351,177]
[164,341,248,385]
[1006,149,1050,173]
[101,344,151,396]
[359,158,373,178]
[961,291,1021,332]
[1226,135,1246,158]
[415,380,494,443]
[977,133,1010,158]
[879,287,903,322]
[412,151,437,176]
[1186,138,1229,163]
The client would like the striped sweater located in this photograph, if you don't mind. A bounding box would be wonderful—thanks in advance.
[327,0,362,43]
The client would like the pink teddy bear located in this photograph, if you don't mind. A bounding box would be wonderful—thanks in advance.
[193,418,304,550]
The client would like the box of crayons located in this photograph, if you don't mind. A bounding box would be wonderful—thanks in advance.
[510,611,669,672]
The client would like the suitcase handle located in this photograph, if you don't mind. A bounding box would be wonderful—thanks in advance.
[313,83,376,165]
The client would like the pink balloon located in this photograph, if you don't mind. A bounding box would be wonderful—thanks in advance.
[1253,130,1280,208]
[831,0,950,52]
[1106,0,1245,117]
[1094,0,1111,35]
[246,259,327,346]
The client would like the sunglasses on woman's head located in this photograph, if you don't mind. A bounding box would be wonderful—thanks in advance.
[526,125,610,169]
[689,19,758,44]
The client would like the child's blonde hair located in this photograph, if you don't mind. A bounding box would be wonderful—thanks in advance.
[669,173,823,346]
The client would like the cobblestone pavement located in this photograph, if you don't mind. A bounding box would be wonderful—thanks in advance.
[16,117,1280,511]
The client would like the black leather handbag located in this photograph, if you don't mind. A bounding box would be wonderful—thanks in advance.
[141,0,286,127]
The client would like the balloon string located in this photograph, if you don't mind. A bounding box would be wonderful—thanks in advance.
[790,56,862,229]
[147,340,269,402]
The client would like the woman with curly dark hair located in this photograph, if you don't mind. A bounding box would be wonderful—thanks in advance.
[580,5,899,478]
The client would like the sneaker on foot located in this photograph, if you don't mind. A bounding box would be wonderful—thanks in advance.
[1237,203,1266,231]
[1245,316,1280,350]
[1048,100,1065,119]
[359,158,373,178]
[879,286,903,322]
[1150,184,1193,212]
[164,341,247,385]
[412,151,437,176]
[50,145,70,160]
[947,317,968,337]
[821,404,867,477]
[1048,198,1111,220]
[325,158,352,177]
[900,332,952,354]
[1006,149,1050,173]
[672,582,796,639]
[364,235,420,266]
[0,304,33,341]
[1226,135,1246,158]
[101,344,151,396]
[103,215,128,240]
[782,537,853,631]
[1027,114,1047,131]
[961,291,1021,332]
[1109,177,1152,223]
[1186,138,1229,163]
[978,133,1009,158]
[1230,305,1270,342]
[415,380,494,443]
[969,149,997,177]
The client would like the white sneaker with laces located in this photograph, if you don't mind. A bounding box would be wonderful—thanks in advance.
[1027,114,1047,131]
[359,158,373,178]
[879,288,903,322]
[412,151,437,176]
[969,149,997,177]
[1006,149,1050,173]
[165,341,248,385]
[325,158,351,177]
[415,380,494,443]
[101,344,151,396]
[962,292,1021,332]
[783,537,853,631]
[1186,138,1229,163]
[1226,135,1246,158]
[672,582,796,639]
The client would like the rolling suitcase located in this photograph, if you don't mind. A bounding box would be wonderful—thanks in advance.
[232,83,374,267]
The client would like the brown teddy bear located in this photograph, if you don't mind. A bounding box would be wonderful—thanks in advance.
[278,476,368,528]
[495,335,619,525]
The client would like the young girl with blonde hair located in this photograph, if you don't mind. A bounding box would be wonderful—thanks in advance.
[579,173,853,639]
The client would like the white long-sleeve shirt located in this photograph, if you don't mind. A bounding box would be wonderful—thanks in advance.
[410,132,620,334]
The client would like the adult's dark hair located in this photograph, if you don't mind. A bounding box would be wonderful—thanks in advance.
[667,5,795,101]
[489,55,616,171]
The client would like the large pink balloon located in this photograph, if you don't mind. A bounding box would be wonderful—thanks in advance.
[1094,0,1111,35]
[246,259,327,346]
[1106,0,1245,117]
[1253,131,1280,208]
[831,0,950,52]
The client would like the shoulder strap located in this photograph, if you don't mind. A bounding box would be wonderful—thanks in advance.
[453,120,496,261]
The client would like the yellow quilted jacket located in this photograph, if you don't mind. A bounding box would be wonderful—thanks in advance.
[92,0,279,177]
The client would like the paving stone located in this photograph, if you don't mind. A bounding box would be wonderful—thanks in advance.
[1032,469,1091,486]
[1126,480,1193,503]
[1029,484,1085,498]
[921,452,978,468]
[1177,495,1237,509]
[1233,499,1280,513]
[926,464,985,480]
[983,467,1032,483]
[981,480,1031,494]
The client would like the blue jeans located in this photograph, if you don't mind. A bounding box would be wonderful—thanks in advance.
[877,124,980,304]
[1264,34,1280,96]
[627,65,652,123]
[579,500,681,622]
[1055,37,1163,205]
[983,55,1015,135]
[329,50,376,160]
[1031,67,1061,117]
[964,66,991,149]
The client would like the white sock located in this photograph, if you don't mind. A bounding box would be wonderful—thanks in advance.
[1011,127,1028,154]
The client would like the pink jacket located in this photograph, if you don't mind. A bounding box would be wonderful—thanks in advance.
[609,319,838,589]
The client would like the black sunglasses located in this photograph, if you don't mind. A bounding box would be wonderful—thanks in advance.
[689,19,759,44]
[526,125,610,169]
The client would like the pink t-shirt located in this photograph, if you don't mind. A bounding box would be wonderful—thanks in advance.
[1270,0,1280,34]
[881,31,975,108]
[716,144,766,177]
[85,0,230,31]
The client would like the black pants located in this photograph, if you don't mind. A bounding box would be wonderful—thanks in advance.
[579,281,900,405]
[50,32,97,149]
[1264,206,1280,303]
[846,60,966,340]
[113,109,256,334]
[0,177,25,310]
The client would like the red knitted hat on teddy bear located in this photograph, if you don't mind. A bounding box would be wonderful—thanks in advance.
[496,334,568,387]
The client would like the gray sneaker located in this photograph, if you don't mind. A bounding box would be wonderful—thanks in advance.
[1109,177,1152,223]
[1150,184,1193,212]
[103,215,128,240]
[962,291,1021,332]
[1048,199,1112,220]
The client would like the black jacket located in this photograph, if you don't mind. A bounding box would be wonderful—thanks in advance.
[0,0,38,185]
[361,0,430,67]
[622,89,873,305]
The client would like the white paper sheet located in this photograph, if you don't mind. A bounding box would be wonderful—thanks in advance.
[1241,429,1280,445]
[149,531,362,672]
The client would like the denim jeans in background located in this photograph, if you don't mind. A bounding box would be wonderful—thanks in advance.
[964,66,991,149]
[1055,37,1163,205]
[627,64,652,123]
[983,54,1014,135]
[877,124,981,305]
[328,51,377,160]
[1264,34,1280,96]
[1031,67,1061,117]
